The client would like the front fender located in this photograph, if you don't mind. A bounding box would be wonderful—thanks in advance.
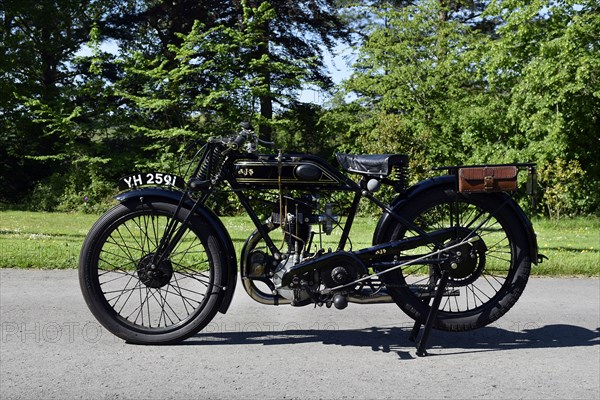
[373,176,539,264]
[115,188,238,314]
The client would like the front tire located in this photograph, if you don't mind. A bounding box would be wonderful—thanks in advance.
[377,183,531,331]
[79,201,226,344]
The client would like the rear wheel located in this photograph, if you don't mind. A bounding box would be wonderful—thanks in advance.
[79,201,225,344]
[377,183,531,331]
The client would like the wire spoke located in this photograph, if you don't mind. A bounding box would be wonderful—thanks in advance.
[381,192,524,317]
[90,208,219,330]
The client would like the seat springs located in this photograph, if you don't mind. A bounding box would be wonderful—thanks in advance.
[393,164,409,192]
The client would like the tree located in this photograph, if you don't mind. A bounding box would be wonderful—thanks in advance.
[327,0,486,178]
[100,0,348,141]
[0,0,105,202]
[1,0,350,209]
[243,0,348,139]
[115,1,350,146]
[480,0,600,215]
[325,0,600,215]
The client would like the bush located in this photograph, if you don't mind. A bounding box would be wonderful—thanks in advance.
[538,158,596,220]
[26,171,117,213]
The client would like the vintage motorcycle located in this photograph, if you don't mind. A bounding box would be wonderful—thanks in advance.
[79,123,542,355]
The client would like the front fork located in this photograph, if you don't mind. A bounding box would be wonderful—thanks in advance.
[151,190,213,268]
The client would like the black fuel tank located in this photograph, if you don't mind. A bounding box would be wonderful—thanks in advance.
[231,155,347,189]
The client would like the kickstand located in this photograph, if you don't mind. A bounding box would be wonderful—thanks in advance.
[409,269,450,357]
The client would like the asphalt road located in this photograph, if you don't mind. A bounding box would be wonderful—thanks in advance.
[0,269,598,399]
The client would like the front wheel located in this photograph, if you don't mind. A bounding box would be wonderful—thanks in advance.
[377,183,532,331]
[79,201,226,344]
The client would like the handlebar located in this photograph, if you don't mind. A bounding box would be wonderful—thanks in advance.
[210,122,274,153]
[257,137,275,146]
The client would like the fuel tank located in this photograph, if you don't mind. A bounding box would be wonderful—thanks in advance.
[230,154,351,190]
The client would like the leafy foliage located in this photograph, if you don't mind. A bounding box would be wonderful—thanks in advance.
[479,0,600,215]
[2,0,348,211]
[1,0,598,217]
[323,0,600,215]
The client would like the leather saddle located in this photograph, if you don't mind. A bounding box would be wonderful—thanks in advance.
[336,153,409,178]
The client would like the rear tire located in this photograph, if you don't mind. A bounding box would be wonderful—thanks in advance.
[377,183,531,331]
[79,201,226,344]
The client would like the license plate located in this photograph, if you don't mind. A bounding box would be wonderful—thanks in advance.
[118,172,186,191]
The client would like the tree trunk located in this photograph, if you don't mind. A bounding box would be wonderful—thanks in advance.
[257,21,273,141]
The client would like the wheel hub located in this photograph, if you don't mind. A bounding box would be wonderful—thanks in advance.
[447,242,479,279]
[441,231,487,286]
[137,254,173,288]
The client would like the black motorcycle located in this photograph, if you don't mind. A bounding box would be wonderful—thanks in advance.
[79,123,542,355]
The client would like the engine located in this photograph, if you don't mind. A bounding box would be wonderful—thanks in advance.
[272,256,317,305]
[244,194,366,305]
[270,195,333,305]
[270,195,336,252]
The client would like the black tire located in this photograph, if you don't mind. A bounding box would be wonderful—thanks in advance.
[377,183,531,331]
[79,201,226,344]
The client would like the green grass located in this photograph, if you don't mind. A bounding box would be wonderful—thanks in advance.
[531,217,600,276]
[0,210,598,276]
[0,211,97,269]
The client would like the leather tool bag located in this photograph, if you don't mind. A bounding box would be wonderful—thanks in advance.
[458,166,518,193]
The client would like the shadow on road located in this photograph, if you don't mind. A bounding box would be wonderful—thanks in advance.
[186,324,600,360]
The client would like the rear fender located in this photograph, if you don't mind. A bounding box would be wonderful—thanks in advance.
[372,175,455,245]
[115,188,237,313]
[373,176,539,264]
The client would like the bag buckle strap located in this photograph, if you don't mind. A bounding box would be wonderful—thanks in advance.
[484,175,494,191]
